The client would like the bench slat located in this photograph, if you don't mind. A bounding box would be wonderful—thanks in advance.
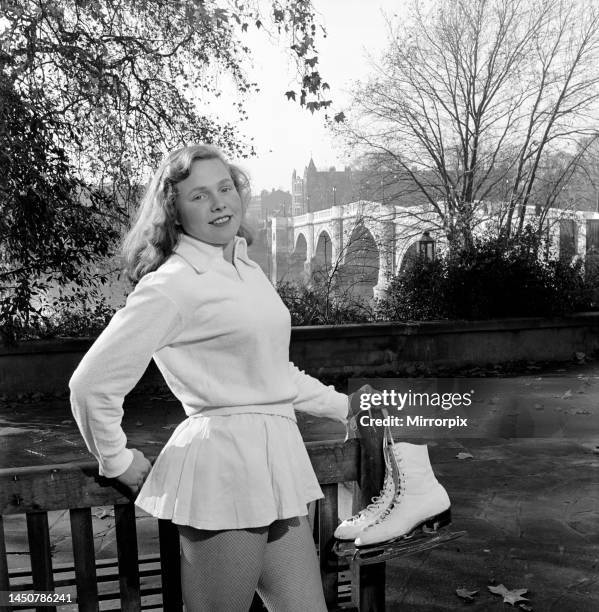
[115,504,141,612]
[319,483,339,607]
[69,507,99,612]
[25,511,56,612]
[0,440,359,515]
[158,519,182,611]
[305,439,359,484]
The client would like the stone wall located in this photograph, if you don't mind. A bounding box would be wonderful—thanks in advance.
[1,314,599,395]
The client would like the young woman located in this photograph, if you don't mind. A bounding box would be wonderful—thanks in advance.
[69,144,351,611]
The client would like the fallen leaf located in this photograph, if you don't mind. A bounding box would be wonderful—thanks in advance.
[456,588,478,601]
[456,452,474,460]
[94,508,115,520]
[488,584,529,606]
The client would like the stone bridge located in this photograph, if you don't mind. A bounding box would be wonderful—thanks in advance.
[269,201,596,299]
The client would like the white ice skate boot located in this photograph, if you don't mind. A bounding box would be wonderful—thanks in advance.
[355,442,451,547]
[333,441,396,540]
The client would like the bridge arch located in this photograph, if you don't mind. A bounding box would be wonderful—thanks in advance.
[340,223,380,299]
[313,230,333,274]
[288,232,308,280]
[396,239,421,273]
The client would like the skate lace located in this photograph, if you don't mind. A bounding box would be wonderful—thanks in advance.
[347,477,393,523]
[371,464,406,525]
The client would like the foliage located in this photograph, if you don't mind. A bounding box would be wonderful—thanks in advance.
[276,273,375,326]
[1,0,332,210]
[377,233,595,321]
[17,289,118,340]
[0,72,118,341]
[338,0,599,250]
[375,255,446,321]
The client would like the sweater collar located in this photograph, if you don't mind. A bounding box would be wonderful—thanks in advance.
[173,232,255,273]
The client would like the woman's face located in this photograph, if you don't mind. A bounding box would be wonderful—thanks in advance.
[174,158,243,247]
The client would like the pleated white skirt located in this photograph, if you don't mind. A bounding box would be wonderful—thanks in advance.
[135,412,323,530]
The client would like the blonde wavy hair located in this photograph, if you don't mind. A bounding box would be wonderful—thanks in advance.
[122,144,253,283]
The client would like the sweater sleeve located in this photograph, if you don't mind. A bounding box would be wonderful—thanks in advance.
[289,362,349,424]
[69,281,183,478]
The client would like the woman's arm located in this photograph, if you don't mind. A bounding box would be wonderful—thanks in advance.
[70,281,183,478]
[288,362,349,424]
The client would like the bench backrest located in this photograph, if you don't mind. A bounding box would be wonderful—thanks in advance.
[0,437,386,611]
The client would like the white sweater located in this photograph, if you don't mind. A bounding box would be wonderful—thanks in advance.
[70,233,349,478]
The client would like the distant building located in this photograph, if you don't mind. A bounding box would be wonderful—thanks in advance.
[260,189,292,217]
[244,190,292,275]
[246,195,263,227]
[291,158,353,213]
[290,158,418,214]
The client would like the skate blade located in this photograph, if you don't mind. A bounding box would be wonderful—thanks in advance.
[422,506,452,534]
[351,528,466,565]
[332,539,356,557]
[356,507,453,549]
[332,516,464,566]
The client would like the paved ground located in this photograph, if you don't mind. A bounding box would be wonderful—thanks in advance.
[1,359,598,610]
[383,437,598,611]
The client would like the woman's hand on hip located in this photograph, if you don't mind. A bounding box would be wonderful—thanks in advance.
[115,448,152,494]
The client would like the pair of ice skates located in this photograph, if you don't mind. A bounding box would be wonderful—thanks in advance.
[334,420,451,548]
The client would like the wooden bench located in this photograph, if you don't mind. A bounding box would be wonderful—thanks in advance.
[0,425,460,611]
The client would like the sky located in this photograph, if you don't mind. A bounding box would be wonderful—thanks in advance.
[228,0,406,193]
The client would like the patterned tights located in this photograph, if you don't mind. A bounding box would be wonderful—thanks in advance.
[177,515,328,612]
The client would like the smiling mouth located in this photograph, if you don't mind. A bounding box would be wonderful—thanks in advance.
[210,215,232,226]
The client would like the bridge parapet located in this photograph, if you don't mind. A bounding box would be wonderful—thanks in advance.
[293,213,308,226]
[314,209,332,222]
